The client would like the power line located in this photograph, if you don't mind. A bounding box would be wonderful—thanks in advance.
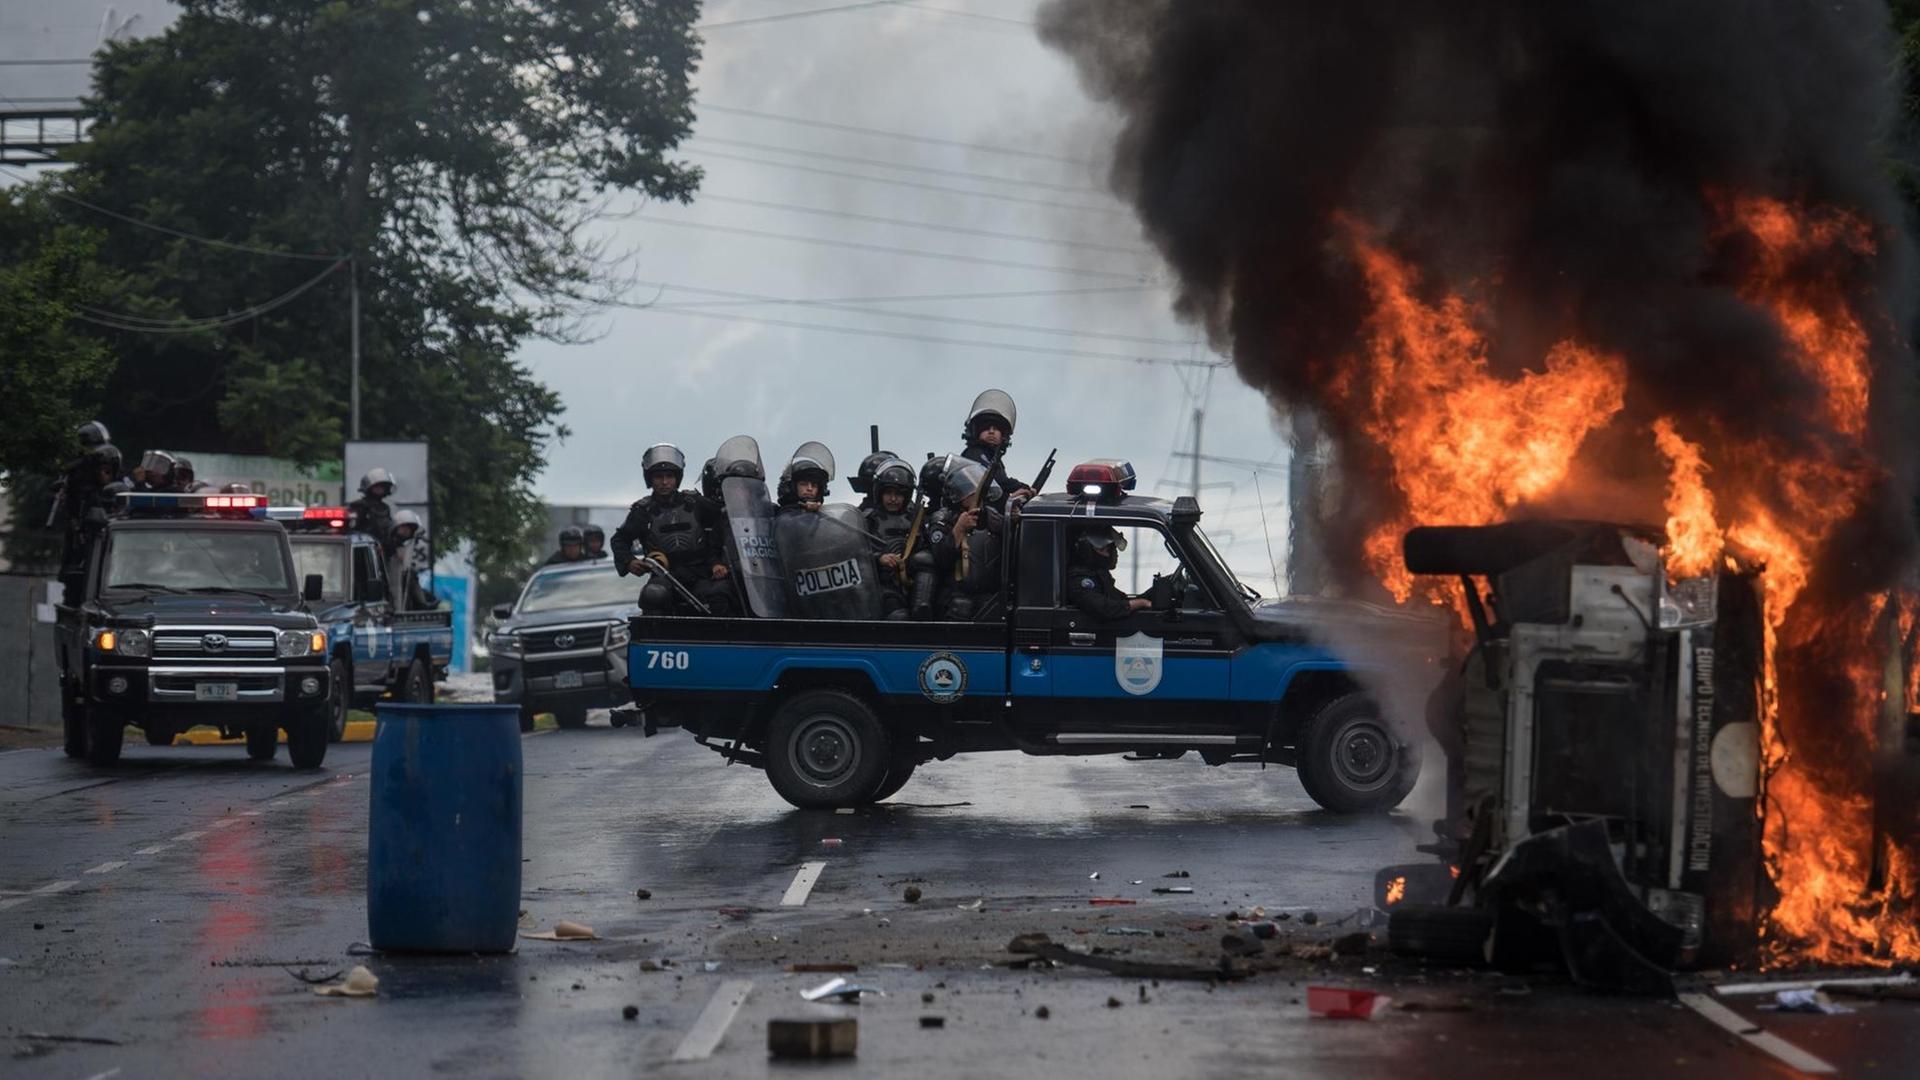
[637,280,1195,346]
[73,258,346,334]
[0,164,347,261]
[625,213,1151,280]
[684,146,1132,216]
[0,58,91,66]
[698,192,1149,256]
[697,102,1091,166]
[692,135,1106,196]
[699,0,905,30]
[647,283,1162,306]
[612,301,1230,369]
[902,4,1034,28]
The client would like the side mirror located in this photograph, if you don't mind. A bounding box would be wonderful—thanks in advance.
[491,603,515,621]
[303,574,324,602]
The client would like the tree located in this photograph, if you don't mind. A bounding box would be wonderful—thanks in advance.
[0,189,112,483]
[55,0,702,564]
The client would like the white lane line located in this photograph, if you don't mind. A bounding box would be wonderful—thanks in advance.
[1678,992,1836,1075]
[0,879,78,911]
[668,980,753,1063]
[172,831,205,842]
[240,810,263,817]
[267,799,292,808]
[84,861,128,875]
[780,861,827,907]
[82,1068,122,1080]
[133,844,171,856]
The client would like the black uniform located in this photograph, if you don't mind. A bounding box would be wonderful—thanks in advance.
[1064,562,1134,621]
[960,443,1026,514]
[865,503,915,619]
[54,457,123,603]
[910,506,1004,621]
[349,495,393,548]
[611,491,737,616]
[542,549,586,567]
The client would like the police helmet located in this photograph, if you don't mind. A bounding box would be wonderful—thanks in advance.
[964,389,1017,444]
[699,458,721,500]
[1073,524,1127,567]
[359,467,396,498]
[172,457,196,486]
[941,459,991,509]
[642,443,686,480]
[918,454,955,507]
[559,525,585,546]
[76,420,111,448]
[140,449,176,478]
[91,443,124,478]
[583,523,605,547]
[786,442,836,498]
[852,451,901,495]
[873,457,916,499]
[221,482,253,495]
[393,509,424,541]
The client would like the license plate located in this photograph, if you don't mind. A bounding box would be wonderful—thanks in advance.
[554,670,583,690]
[195,683,238,702]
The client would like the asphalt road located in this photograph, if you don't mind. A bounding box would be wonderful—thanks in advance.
[1,706,1908,1079]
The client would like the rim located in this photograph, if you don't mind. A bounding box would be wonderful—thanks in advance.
[1328,714,1396,792]
[787,712,861,788]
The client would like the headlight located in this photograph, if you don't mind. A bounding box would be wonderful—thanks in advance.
[488,631,523,657]
[277,629,322,658]
[93,628,150,657]
[608,622,631,648]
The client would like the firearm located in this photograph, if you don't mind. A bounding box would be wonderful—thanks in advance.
[1029,448,1059,495]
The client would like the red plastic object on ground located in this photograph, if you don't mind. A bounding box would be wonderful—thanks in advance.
[1089,898,1138,906]
[1307,986,1389,1019]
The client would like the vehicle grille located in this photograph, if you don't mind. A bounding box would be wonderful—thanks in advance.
[522,625,608,654]
[524,656,610,679]
[153,627,278,660]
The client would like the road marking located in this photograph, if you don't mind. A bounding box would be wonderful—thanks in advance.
[82,1068,122,1080]
[668,979,753,1062]
[240,810,263,817]
[172,831,205,842]
[780,861,827,907]
[1678,992,1835,1075]
[83,861,127,875]
[133,844,171,856]
[0,879,78,911]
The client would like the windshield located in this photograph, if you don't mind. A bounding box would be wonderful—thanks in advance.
[1184,524,1260,602]
[516,566,636,615]
[104,528,293,593]
[289,538,349,599]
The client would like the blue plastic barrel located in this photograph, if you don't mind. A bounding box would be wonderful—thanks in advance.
[368,703,523,953]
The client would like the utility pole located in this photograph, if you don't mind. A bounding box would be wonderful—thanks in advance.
[349,258,361,440]
[1189,407,1202,496]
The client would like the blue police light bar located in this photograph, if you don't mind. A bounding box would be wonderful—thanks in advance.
[116,491,270,516]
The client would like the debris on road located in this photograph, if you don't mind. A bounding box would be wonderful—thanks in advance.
[1163,870,1190,878]
[1768,990,1854,1015]
[820,838,844,848]
[1008,933,1243,982]
[1331,932,1373,956]
[520,921,598,941]
[635,888,653,900]
[283,966,344,985]
[958,899,984,911]
[1152,887,1193,895]
[1089,898,1137,906]
[17,1032,125,1046]
[1220,934,1262,957]
[622,1005,640,1020]
[920,1015,945,1029]
[312,966,380,998]
[1246,921,1279,940]
[1300,911,1319,925]
[904,885,923,904]
[768,1017,858,1060]
[718,907,751,921]
[787,963,859,973]
[1035,1006,1051,1020]
[1106,996,1123,1008]
[1103,927,1155,937]
[1307,986,1388,1020]
[800,977,885,1003]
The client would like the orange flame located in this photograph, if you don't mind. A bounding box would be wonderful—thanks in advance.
[1652,417,1723,579]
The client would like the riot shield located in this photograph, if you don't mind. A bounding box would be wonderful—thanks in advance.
[776,503,885,620]
[714,435,787,619]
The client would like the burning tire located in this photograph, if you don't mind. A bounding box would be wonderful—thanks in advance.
[765,689,891,810]
[1295,692,1420,813]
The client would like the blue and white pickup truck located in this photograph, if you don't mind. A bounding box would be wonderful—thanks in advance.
[282,508,452,740]
[626,460,1444,811]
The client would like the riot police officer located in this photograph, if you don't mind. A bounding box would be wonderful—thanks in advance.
[56,441,126,603]
[958,389,1032,514]
[907,457,1005,621]
[778,443,833,514]
[170,456,210,493]
[582,524,608,560]
[611,444,737,616]
[1064,525,1153,620]
[544,525,587,565]
[863,457,917,619]
[386,509,436,610]
[133,450,176,492]
[349,468,397,546]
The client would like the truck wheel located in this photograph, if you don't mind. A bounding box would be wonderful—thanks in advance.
[517,707,536,734]
[327,657,351,742]
[84,708,125,765]
[402,657,434,704]
[1388,904,1494,964]
[287,706,329,769]
[766,689,891,810]
[1295,692,1420,814]
[63,698,87,759]
[245,724,279,761]
[143,722,176,747]
[869,755,917,803]
[555,707,588,730]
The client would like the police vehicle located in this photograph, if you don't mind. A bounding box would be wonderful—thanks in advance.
[626,457,1444,811]
[53,492,334,767]
[488,560,637,731]
[279,506,454,740]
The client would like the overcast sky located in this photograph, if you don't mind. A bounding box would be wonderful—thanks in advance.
[2,0,1299,592]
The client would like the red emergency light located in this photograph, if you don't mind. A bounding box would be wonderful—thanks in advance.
[303,506,349,528]
[1066,459,1138,503]
[204,494,267,509]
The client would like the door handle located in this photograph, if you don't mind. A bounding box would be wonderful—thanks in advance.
[1068,632,1096,647]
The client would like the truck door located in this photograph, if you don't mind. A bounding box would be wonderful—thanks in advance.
[350,541,394,685]
[1008,519,1057,700]
[1038,520,1238,730]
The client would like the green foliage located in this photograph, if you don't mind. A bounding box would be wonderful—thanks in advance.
[0,189,113,483]
[54,0,702,556]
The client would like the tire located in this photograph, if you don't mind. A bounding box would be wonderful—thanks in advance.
[869,754,917,803]
[246,724,279,761]
[402,657,434,704]
[143,723,176,747]
[1294,692,1421,814]
[84,707,125,765]
[327,656,351,742]
[1388,904,1494,964]
[555,707,589,730]
[765,689,891,809]
[63,702,86,759]
[287,706,329,769]
[517,707,536,734]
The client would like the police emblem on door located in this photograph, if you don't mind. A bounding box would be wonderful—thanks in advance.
[917,652,968,704]
[1115,632,1162,696]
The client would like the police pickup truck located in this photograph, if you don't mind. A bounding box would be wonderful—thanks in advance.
[280,507,452,741]
[626,450,1444,812]
[53,492,334,767]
